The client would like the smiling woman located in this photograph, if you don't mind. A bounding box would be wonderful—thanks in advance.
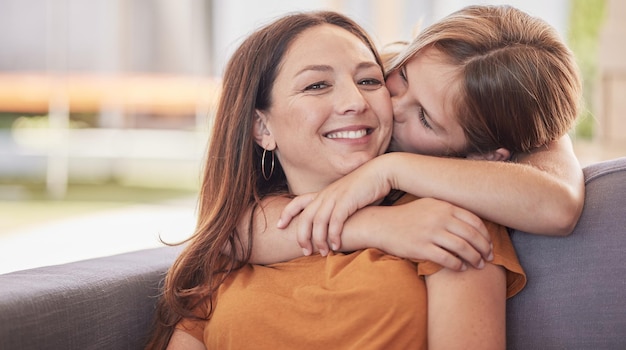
[142,11,397,349]
[252,23,392,195]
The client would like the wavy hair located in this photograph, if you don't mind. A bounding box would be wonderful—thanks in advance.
[144,11,383,349]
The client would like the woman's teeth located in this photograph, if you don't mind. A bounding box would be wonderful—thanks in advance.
[326,129,367,139]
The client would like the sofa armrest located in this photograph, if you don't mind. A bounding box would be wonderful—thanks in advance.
[0,245,182,350]
[507,157,626,349]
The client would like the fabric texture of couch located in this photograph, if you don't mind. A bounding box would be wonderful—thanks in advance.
[0,245,183,350]
[507,156,626,349]
[1,157,625,349]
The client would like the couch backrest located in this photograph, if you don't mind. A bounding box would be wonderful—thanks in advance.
[1,158,625,350]
[507,157,626,350]
[0,245,182,350]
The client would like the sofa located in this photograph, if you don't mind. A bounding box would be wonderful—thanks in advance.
[1,157,625,350]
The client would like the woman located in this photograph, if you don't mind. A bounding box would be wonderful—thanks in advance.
[249,4,583,269]
[145,10,522,349]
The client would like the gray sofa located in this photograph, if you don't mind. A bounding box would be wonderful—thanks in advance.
[1,157,625,350]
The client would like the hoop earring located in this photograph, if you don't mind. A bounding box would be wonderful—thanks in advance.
[261,148,275,180]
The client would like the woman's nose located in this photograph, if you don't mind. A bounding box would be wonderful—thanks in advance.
[336,82,368,115]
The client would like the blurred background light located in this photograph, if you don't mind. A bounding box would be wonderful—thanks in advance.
[0,0,622,274]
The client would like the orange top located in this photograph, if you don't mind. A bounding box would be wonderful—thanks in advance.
[177,195,526,349]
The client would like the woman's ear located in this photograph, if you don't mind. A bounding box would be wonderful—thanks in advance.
[253,110,276,150]
[466,148,511,162]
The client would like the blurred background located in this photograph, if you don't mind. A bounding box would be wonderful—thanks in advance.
[1,0,623,274]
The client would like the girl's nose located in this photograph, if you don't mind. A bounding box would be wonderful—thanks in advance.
[385,70,405,98]
[386,70,407,122]
[391,96,406,123]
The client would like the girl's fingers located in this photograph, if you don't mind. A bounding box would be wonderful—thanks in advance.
[421,245,468,272]
[278,193,315,228]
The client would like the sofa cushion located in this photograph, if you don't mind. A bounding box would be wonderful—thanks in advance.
[0,245,182,350]
[507,157,626,350]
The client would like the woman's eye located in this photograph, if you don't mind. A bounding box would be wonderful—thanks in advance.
[304,82,329,91]
[418,107,432,129]
[358,78,383,88]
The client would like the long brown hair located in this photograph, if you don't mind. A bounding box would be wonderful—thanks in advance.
[144,11,383,349]
[387,5,582,155]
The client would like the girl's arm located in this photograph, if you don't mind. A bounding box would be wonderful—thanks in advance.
[388,135,584,235]
[426,263,506,349]
[280,135,583,253]
[242,196,493,271]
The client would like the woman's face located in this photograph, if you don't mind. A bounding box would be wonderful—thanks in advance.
[256,24,392,195]
[386,47,468,156]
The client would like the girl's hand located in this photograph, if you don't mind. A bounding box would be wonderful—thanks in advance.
[280,194,493,270]
[369,198,493,271]
[278,157,393,254]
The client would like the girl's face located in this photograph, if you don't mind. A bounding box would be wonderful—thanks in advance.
[256,24,392,195]
[386,47,468,157]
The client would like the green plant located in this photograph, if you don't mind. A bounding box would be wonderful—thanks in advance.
[567,0,608,139]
